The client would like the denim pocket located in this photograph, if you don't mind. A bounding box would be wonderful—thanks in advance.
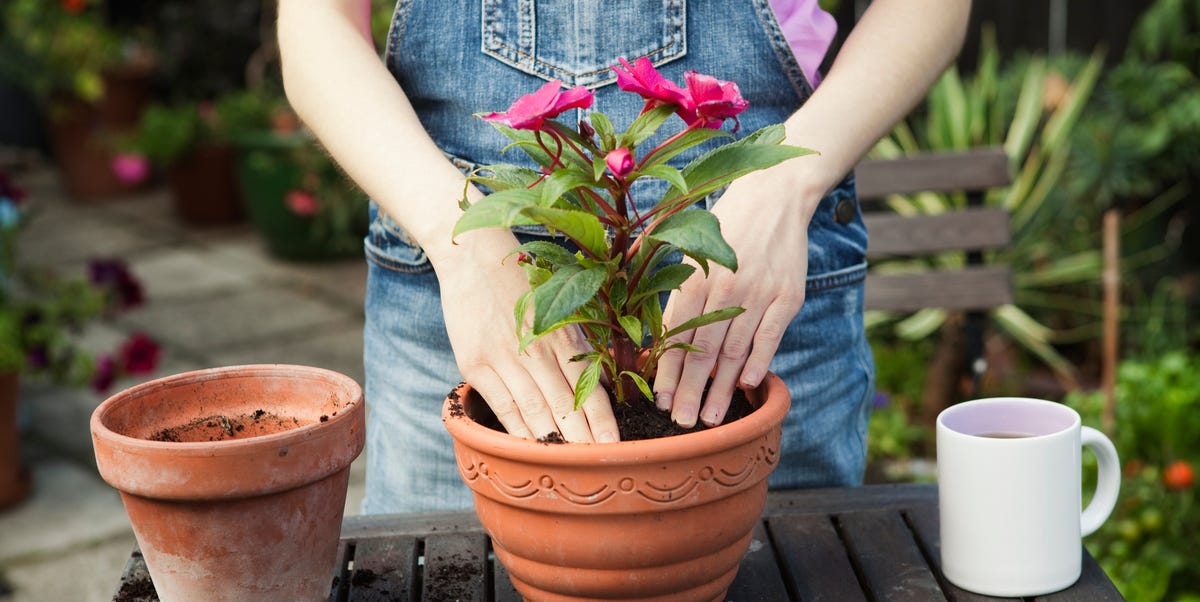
[364,203,434,274]
[481,0,686,87]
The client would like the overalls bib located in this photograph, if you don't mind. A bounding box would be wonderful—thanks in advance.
[362,0,875,513]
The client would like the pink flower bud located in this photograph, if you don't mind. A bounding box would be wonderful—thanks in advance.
[606,148,635,178]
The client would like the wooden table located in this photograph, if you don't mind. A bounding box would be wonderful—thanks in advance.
[113,483,1123,601]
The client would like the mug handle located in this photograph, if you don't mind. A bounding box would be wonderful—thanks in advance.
[1080,426,1121,536]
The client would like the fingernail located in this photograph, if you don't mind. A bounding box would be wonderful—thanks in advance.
[672,413,695,429]
[739,370,761,389]
[597,431,617,443]
[655,392,672,411]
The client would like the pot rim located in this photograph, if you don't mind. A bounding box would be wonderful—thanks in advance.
[91,364,363,457]
[442,372,790,465]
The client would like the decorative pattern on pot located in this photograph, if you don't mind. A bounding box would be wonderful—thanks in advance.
[456,442,780,507]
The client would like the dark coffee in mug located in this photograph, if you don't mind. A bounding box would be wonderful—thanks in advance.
[976,432,1033,439]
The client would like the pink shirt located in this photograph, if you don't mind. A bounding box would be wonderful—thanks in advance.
[767,0,837,87]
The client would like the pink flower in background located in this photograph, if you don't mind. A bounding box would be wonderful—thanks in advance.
[605,147,635,178]
[285,189,320,217]
[681,71,749,130]
[110,153,150,185]
[613,57,691,111]
[91,355,116,393]
[89,258,145,309]
[119,333,161,375]
[481,80,593,130]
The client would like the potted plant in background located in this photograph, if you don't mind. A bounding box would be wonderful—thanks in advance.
[119,100,245,224]
[441,58,810,600]
[0,0,156,200]
[1,169,160,511]
[221,89,369,261]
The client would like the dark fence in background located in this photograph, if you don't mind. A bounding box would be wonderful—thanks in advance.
[824,0,1156,73]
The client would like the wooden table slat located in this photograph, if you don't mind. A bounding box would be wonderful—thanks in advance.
[724,521,791,601]
[904,504,1014,602]
[838,509,948,602]
[420,532,489,602]
[767,513,866,602]
[344,536,419,602]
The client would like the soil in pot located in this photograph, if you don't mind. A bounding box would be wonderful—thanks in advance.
[146,408,341,442]
[448,380,755,442]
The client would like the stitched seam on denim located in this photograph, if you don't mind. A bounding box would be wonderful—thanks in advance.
[805,262,867,292]
[749,0,814,101]
[480,0,685,85]
[364,239,433,274]
[386,0,415,71]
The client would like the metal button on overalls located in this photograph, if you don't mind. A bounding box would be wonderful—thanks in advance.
[834,197,856,225]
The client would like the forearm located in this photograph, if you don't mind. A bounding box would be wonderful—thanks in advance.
[779,0,971,201]
[277,0,503,265]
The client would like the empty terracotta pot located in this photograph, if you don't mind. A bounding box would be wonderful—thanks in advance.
[442,373,790,601]
[92,365,364,602]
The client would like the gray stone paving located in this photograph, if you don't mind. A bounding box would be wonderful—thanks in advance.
[0,165,369,601]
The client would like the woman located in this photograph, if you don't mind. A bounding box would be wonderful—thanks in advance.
[277,0,971,513]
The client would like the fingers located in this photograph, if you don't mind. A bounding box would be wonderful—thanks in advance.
[656,285,804,429]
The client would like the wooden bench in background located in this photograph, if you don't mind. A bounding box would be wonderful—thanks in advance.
[855,147,1014,395]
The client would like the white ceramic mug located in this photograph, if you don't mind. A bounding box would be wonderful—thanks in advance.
[936,397,1120,597]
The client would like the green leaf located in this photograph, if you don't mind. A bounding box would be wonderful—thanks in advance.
[467,164,540,192]
[667,342,704,354]
[1004,58,1045,164]
[673,136,815,200]
[452,188,541,236]
[620,371,654,403]
[513,290,533,339]
[514,240,576,267]
[639,128,732,169]
[591,155,607,182]
[663,306,745,340]
[532,265,607,334]
[540,169,596,207]
[633,263,696,302]
[618,315,643,342]
[895,308,946,340]
[574,357,604,409]
[522,207,608,258]
[642,296,664,339]
[637,164,688,194]
[618,105,676,148]
[647,210,738,272]
[588,112,616,150]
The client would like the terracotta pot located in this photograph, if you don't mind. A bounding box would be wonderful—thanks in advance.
[45,97,140,200]
[167,144,244,224]
[0,372,31,511]
[91,365,364,601]
[442,374,790,601]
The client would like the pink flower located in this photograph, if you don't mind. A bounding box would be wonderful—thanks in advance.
[605,147,635,178]
[482,80,593,130]
[119,333,161,375]
[285,189,320,217]
[612,57,692,111]
[681,71,749,130]
[91,355,116,393]
[110,153,150,185]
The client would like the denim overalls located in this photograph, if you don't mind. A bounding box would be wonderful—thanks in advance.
[362,0,874,513]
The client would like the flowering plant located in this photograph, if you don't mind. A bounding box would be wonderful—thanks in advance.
[454,58,813,406]
[0,170,160,392]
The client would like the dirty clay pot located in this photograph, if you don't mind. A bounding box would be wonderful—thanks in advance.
[91,365,364,602]
[442,373,790,601]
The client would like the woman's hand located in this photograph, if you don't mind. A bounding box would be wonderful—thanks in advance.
[436,228,620,443]
[653,169,820,428]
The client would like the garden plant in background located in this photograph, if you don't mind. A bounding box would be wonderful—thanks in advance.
[1065,351,1200,602]
[454,57,812,412]
[0,170,160,391]
[868,31,1105,395]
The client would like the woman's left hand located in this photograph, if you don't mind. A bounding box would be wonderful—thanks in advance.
[653,169,822,428]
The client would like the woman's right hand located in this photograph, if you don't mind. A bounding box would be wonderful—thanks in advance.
[433,227,620,443]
